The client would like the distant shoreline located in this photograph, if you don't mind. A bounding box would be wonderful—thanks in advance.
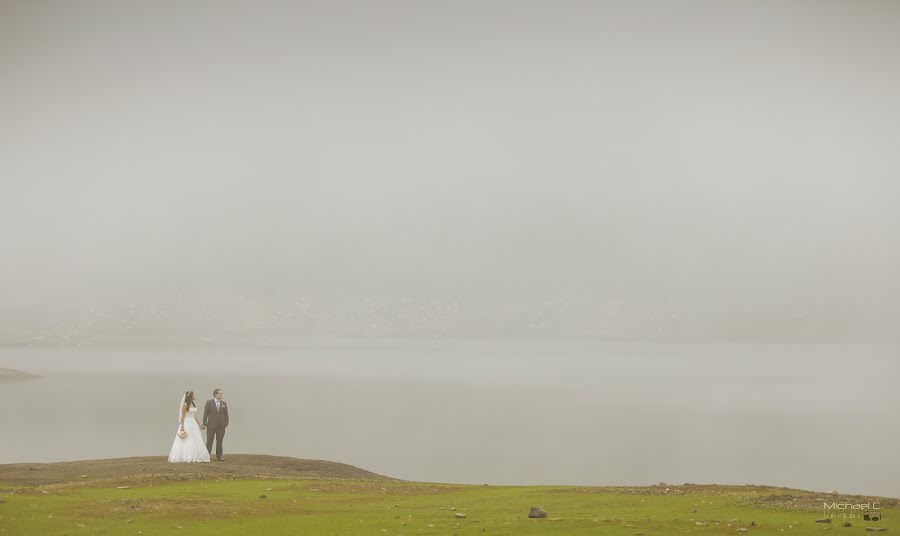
[3,335,900,350]
[0,368,40,380]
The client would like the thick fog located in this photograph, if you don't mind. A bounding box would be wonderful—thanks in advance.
[2,1,899,343]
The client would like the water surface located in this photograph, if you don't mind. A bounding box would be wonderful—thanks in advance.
[0,339,896,497]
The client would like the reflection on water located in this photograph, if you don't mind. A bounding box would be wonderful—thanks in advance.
[0,339,897,497]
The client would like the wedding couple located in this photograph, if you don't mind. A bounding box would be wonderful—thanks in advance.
[168,388,229,463]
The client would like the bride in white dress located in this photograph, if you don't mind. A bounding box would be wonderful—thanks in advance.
[168,390,211,463]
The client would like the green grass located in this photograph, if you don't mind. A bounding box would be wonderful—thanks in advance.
[0,479,895,535]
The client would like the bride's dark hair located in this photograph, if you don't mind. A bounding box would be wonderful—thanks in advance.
[184,390,196,409]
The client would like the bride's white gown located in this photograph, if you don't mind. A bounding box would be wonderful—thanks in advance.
[168,405,211,463]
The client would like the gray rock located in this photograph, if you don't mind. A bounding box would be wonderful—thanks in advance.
[529,506,548,519]
[816,518,833,523]
[454,513,466,519]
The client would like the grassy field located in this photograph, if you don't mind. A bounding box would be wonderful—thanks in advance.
[0,459,896,535]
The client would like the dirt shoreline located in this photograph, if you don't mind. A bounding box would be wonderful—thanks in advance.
[0,454,398,488]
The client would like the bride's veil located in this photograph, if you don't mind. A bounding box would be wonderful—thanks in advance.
[177,393,186,424]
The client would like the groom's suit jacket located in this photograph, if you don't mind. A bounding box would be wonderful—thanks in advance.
[203,399,229,429]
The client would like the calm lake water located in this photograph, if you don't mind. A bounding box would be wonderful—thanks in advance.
[1,338,897,497]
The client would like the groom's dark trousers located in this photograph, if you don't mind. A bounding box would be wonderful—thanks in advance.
[202,399,229,459]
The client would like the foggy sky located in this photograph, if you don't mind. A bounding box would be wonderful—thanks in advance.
[2,0,899,342]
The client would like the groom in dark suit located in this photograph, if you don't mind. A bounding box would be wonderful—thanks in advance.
[202,388,229,461]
